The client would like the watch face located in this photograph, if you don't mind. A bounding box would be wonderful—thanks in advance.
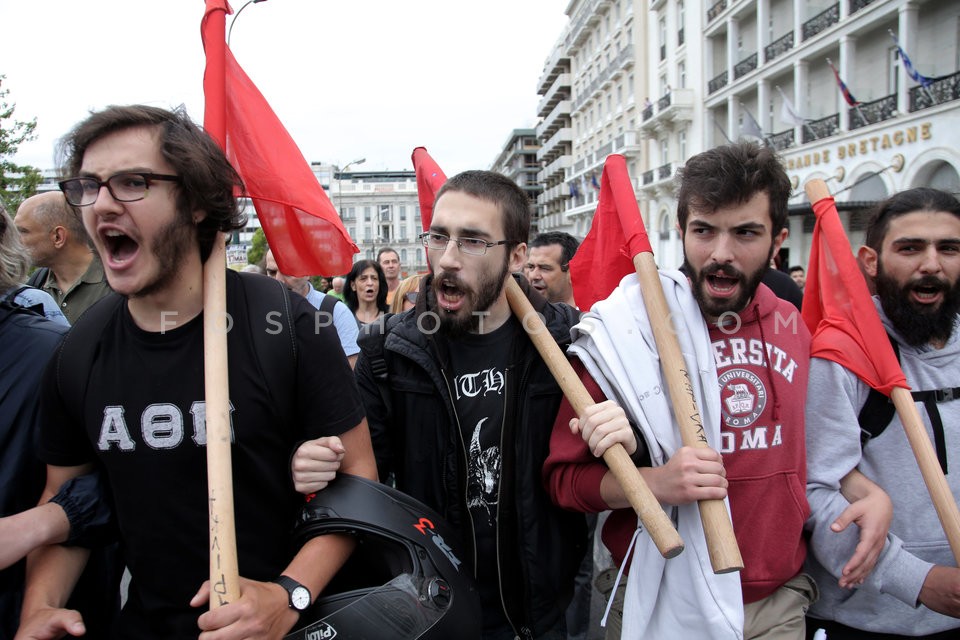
[291,586,311,610]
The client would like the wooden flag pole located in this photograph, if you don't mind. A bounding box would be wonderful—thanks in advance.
[806,178,960,566]
[630,252,744,574]
[504,278,684,559]
[203,236,240,606]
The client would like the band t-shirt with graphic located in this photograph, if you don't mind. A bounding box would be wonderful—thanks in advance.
[446,316,517,632]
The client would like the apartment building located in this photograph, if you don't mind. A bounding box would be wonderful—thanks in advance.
[490,129,543,233]
[536,0,959,270]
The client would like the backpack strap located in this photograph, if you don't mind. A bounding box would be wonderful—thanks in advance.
[318,291,338,319]
[56,293,125,415]
[858,334,955,474]
[237,272,297,429]
[358,312,401,415]
[27,267,50,289]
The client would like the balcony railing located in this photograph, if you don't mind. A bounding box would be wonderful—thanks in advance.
[708,70,728,94]
[849,0,879,14]
[643,169,655,185]
[764,31,794,63]
[657,93,672,111]
[768,128,795,152]
[597,141,614,157]
[642,104,654,121]
[707,0,727,23]
[678,28,685,46]
[657,163,673,181]
[734,53,758,80]
[802,3,839,41]
[802,114,840,144]
[910,70,960,112]
[849,94,897,130]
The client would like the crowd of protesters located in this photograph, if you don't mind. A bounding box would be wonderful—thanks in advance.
[1,103,959,640]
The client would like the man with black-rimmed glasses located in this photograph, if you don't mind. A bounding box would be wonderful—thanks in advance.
[17,105,376,640]
[295,170,587,639]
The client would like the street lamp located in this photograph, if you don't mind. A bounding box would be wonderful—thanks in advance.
[228,0,268,46]
[336,157,366,218]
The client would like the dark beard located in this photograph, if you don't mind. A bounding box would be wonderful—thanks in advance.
[876,265,960,347]
[433,256,510,336]
[130,214,195,299]
[682,257,768,320]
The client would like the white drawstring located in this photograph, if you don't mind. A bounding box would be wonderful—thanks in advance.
[600,524,643,627]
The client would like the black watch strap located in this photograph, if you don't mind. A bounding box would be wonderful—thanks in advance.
[273,575,311,612]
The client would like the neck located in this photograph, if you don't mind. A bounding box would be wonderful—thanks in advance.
[51,248,95,292]
[475,292,513,334]
[387,278,400,292]
[355,302,381,322]
[127,258,205,332]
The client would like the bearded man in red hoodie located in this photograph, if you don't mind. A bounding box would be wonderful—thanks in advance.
[544,143,890,640]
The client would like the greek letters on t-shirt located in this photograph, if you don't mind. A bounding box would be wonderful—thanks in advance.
[96,401,236,451]
[713,336,794,454]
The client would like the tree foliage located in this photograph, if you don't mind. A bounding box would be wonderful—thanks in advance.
[0,75,42,213]
[247,227,267,266]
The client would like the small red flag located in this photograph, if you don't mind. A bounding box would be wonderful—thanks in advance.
[569,154,652,310]
[411,147,447,233]
[801,192,908,395]
[202,0,357,277]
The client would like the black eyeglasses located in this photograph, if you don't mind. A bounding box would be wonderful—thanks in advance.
[419,231,509,256]
[59,172,179,207]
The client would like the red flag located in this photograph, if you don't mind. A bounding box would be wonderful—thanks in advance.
[801,192,908,395]
[411,147,447,232]
[202,0,357,277]
[569,154,652,310]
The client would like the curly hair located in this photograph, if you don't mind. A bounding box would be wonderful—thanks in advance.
[57,104,246,263]
[676,142,791,236]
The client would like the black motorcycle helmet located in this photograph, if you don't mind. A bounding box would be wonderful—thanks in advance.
[284,474,481,640]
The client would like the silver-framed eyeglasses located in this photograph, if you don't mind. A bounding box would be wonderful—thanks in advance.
[59,172,179,207]
[419,231,509,256]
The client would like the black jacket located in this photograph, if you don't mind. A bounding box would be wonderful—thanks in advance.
[357,274,587,638]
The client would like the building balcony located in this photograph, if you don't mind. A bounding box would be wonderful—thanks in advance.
[768,128,795,152]
[537,73,571,118]
[707,0,727,24]
[639,162,676,194]
[537,128,572,163]
[641,88,695,136]
[734,53,759,80]
[849,0,880,15]
[542,155,572,183]
[849,94,897,130]
[764,31,794,63]
[539,100,572,139]
[537,48,570,95]
[708,70,728,95]
[802,114,840,144]
[572,47,634,112]
[613,130,641,157]
[910,70,960,112]
[802,3,839,42]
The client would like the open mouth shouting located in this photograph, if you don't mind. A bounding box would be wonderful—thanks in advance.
[100,226,140,270]
[909,276,948,308]
[703,265,743,300]
[434,274,469,313]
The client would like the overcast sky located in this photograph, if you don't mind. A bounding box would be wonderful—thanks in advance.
[2,0,569,177]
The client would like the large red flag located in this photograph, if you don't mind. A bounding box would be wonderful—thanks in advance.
[801,190,908,395]
[202,0,357,277]
[569,154,652,310]
[411,147,447,233]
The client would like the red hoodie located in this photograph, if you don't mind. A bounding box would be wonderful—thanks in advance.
[544,284,810,604]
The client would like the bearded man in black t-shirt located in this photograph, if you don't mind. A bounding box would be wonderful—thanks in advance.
[17,105,377,640]
[295,170,588,639]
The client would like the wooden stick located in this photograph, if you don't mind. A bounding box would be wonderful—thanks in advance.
[632,253,744,574]
[504,278,684,558]
[204,234,240,605]
[890,388,960,565]
[806,178,960,566]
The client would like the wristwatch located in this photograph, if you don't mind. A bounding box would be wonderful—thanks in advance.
[273,575,311,612]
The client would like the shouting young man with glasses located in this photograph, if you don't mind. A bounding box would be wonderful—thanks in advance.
[17,105,377,639]
[295,170,587,639]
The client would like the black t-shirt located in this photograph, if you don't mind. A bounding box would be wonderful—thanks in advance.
[39,273,365,639]
[446,317,517,633]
